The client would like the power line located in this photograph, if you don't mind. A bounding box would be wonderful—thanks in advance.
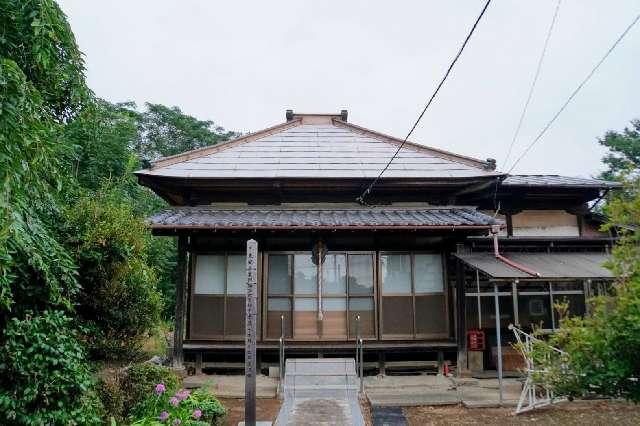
[507,11,640,174]
[356,0,493,205]
[502,0,562,170]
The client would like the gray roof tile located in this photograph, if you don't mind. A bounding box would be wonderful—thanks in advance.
[149,206,500,230]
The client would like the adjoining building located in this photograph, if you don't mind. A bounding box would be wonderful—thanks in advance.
[136,110,619,376]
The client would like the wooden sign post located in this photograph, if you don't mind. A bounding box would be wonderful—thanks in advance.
[245,239,258,426]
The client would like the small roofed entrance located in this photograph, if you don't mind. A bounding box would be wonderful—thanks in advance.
[454,252,614,375]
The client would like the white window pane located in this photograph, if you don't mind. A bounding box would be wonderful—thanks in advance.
[195,255,225,294]
[349,298,374,311]
[348,255,374,295]
[415,254,444,293]
[381,254,411,294]
[268,298,291,311]
[324,298,347,311]
[323,254,347,294]
[295,297,317,311]
[227,255,247,295]
[294,254,317,294]
[268,255,290,295]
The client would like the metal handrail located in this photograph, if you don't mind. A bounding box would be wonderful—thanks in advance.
[279,315,285,386]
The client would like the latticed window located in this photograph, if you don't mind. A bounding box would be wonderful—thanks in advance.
[190,254,248,339]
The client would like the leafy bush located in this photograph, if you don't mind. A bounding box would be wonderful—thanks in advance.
[65,186,162,360]
[531,176,640,402]
[95,375,126,424]
[121,363,180,418]
[0,311,102,424]
[131,384,226,425]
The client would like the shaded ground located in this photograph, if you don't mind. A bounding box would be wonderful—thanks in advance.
[403,400,640,425]
[219,398,281,426]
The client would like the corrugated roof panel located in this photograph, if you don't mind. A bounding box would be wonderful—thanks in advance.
[503,175,621,188]
[454,252,613,279]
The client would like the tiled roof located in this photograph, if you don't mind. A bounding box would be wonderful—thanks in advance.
[137,118,498,179]
[149,206,501,230]
[503,175,621,188]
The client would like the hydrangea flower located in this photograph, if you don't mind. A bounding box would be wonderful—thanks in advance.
[176,389,191,401]
[158,411,169,422]
[155,383,166,395]
[193,409,202,419]
[169,396,179,407]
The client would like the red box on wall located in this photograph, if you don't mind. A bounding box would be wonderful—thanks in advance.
[467,329,486,351]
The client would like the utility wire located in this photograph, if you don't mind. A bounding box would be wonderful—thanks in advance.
[502,0,562,170]
[507,11,640,174]
[357,0,493,205]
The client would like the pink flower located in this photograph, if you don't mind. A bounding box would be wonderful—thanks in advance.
[172,420,181,426]
[193,409,202,419]
[158,411,169,422]
[176,389,191,401]
[155,383,166,395]
[169,396,179,407]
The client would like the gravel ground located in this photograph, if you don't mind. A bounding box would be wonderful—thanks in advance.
[403,400,640,425]
[218,398,282,426]
[218,398,640,425]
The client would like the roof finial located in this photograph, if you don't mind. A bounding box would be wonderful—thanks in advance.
[340,109,348,122]
[286,109,294,121]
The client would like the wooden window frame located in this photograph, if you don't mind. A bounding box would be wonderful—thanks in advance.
[261,251,377,342]
[188,251,262,341]
[378,251,449,340]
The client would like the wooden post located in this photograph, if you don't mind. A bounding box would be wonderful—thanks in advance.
[172,235,188,368]
[455,259,468,376]
[494,283,504,404]
[245,239,258,426]
[378,352,386,376]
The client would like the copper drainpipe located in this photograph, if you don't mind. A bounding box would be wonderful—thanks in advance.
[491,225,541,277]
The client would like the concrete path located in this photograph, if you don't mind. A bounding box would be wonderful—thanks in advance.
[275,358,365,426]
[183,374,278,398]
[365,375,521,408]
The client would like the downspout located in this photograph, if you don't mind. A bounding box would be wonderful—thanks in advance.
[491,225,540,277]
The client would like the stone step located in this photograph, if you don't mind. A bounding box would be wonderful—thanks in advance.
[367,390,461,407]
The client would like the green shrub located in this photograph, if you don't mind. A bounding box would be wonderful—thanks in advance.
[95,376,126,423]
[65,188,162,360]
[121,363,180,418]
[0,311,102,425]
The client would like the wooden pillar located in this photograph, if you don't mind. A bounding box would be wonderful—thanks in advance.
[173,235,189,368]
[455,259,468,376]
[378,351,386,376]
[506,213,514,237]
[194,353,203,375]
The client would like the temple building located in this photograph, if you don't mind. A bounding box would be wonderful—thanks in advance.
[136,110,619,376]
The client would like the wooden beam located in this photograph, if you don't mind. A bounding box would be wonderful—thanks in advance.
[173,235,189,368]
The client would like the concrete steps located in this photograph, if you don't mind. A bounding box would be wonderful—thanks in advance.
[276,358,365,425]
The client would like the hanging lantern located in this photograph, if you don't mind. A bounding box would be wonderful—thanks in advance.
[312,239,328,321]
[311,239,327,265]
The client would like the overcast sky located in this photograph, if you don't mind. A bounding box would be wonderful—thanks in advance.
[58,0,640,177]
